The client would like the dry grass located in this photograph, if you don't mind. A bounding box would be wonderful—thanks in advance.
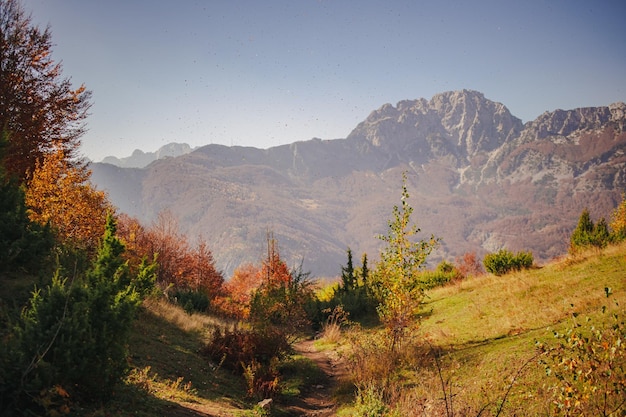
[142,296,235,335]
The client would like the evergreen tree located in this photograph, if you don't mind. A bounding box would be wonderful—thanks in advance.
[11,214,155,409]
[0,130,52,273]
[570,208,595,250]
[360,253,369,288]
[593,217,610,248]
[570,208,611,251]
[340,247,356,292]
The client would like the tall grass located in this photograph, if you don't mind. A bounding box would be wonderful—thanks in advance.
[143,296,235,335]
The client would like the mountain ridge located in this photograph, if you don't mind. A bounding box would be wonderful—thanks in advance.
[90,90,626,277]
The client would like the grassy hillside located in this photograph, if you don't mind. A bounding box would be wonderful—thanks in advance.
[71,243,625,416]
[334,242,626,416]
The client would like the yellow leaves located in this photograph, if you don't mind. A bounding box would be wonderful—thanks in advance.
[25,147,113,251]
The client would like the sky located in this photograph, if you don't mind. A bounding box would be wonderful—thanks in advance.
[21,0,626,162]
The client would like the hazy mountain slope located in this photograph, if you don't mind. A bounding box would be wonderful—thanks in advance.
[101,142,194,168]
[90,90,626,277]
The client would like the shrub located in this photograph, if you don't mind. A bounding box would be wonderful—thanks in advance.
[418,260,462,289]
[537,291,625,416]
[455,251,484,278]
[172,288,210,314]
[203,326,288,398]
[0,215,156,413]
[483,249,533,276]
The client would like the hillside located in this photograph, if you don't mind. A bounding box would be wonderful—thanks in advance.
[90,90,626,277]
[87,241,626,416]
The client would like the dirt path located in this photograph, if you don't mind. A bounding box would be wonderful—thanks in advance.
[283,339,349,416]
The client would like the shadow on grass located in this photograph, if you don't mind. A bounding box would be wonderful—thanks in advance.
[91,305,252,416]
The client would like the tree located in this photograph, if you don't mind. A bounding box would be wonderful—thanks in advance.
[372,173,439,351]
[0,0,91,182]
[0,130,52,273]
[571,208,594,250]
[340,247,356,292]
[360,253,369,287]
[9,215,155,410]
[25,145,112,253]
[219,263,262,319]
[570,208,611,251]
[610,193,626,241]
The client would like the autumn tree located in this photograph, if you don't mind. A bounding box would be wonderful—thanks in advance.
[117,211,224,308]
[249,235,315,342]
[371,173,439,351]
[610,192,626,241]
[219,263,263,318]
[0,0,91,182]
[25,145,112,254]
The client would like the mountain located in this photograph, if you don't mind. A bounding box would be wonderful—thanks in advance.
[90,90,626,278]
[100,142,194,168]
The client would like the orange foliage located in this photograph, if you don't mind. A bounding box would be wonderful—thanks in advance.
[455,251,484,278]
[116,211,224,299]
[0,0,91,182]
[218,263,263,319]
[258,250,291,286]
[25,147,112,252]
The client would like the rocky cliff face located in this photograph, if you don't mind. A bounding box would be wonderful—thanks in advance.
[91,91,626,278]
[347,90,523,165]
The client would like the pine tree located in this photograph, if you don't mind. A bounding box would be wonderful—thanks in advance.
[340,248,356,292]
[570,208,595,250]
[0,130,52,273]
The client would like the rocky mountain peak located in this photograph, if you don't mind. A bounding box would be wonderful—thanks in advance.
[347,90,523,164]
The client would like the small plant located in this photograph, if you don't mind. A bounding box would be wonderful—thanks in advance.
[354,382,390,417]
[321,305,350,343]
[537,290,625,416]
[483,249,533,276]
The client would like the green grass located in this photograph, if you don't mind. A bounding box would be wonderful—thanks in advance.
[6,243,623,416]
[336,242,626,415]
[77,298,254,417]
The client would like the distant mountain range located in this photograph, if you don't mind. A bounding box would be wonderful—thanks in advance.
[100,142,195,168]
[90,90,626,278]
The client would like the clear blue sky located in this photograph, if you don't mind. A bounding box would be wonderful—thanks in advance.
[22,0,626,162]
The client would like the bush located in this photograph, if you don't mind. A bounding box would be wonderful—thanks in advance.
[0,216,156,413]
[483,249,533,276]
[203,326,288,398]
[418,260,462,289]
[172,288,210,314]
[537,292,625,416]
